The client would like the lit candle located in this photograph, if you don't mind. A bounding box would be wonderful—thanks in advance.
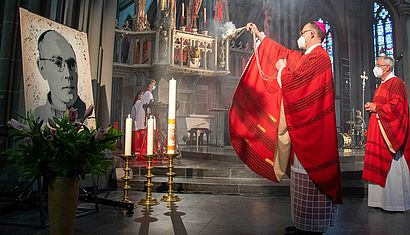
[167,78,177,154]
[147,116,154,155]
[182,3,185,17]
[125,114,132,155]
[204,8,206,22]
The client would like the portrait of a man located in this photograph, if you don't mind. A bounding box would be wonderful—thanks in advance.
[35,30,86,122]
[19,8,94,125]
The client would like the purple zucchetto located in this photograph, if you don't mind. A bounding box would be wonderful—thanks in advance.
[313,21,326,33]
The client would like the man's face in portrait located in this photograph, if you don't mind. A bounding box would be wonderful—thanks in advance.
[37,30,78,107]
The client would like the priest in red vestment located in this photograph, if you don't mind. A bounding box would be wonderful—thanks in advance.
[230,21,342,234]
[363,55,410,211]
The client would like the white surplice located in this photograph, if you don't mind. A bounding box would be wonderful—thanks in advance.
[131,100,145,131]
[368,155,410,211]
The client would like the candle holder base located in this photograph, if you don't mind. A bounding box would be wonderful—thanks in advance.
[202,30,208,35]
[160,153,181,202]
[180,26,186,31]
[192,28,198,33]
[120,154,136,205]
[138,154,159,206]
[138,197,159,206]
[161,193,180,202]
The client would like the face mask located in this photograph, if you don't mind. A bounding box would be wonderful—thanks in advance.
[297,30,314,50]
[373,66,383,78]
[297,36,306,49]
[152,85,156,91]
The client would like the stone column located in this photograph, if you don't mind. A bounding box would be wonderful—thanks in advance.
[398,3,410,93]
[85,0,118,126]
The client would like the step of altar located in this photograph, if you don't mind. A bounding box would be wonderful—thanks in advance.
[116,174,364,197]
[114,147,366,197]
[114,146,365,180]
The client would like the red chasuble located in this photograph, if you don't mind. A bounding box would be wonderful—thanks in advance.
[280,42,342,204]
[229,38,287,183]
[363,77,410,187]
[229,38,342,203]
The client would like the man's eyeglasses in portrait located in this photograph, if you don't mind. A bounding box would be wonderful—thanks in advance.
[39,56,77,72]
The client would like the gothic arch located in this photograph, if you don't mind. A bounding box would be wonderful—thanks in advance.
[298,1,346,130]
[298,1,341,65]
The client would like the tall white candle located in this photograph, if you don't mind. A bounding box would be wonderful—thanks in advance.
[204,8,206,22]
[147,116,154,155]
[125,114,132,155]
[167,78,177,154]
[161,0,166,10]
[182,3,185,17]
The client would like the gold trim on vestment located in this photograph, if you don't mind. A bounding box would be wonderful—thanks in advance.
[257,124,267,133]
[377,119,396,153]
[268,114,277,123]
[265,158,274,166]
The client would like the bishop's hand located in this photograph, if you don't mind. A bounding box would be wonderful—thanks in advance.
[246,23,258,33]
[276,59,287,71]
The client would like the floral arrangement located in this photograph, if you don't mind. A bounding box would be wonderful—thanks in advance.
[4,106,122,180]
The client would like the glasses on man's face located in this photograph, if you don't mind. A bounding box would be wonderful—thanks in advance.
[39,56,77,72]
[376,64,389,68]
[300,29,314,36]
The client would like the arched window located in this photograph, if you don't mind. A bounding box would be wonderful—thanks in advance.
[373,1,394,58]
[317,18,334,71]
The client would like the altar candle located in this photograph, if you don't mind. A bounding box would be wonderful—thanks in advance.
[161,0,166,10]
[182,3,185,17]
[204,8,206,22]
[147,116,154,155]
[125,114,132,155]
[167,78,177,154]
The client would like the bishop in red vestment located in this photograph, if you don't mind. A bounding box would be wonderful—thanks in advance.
[363,55,410,211]
[229,21,342,234]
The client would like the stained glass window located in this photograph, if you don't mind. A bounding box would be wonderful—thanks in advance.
[317,18,334,71]
[373,1,394,58]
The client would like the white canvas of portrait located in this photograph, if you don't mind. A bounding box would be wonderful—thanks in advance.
[19,8,95,127]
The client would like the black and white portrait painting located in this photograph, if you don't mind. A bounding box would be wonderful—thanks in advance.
[19,8,94,125]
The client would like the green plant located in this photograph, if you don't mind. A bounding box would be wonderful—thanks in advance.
[4,106,122,180]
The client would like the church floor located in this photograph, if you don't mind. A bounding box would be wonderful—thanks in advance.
[0,191,409,235]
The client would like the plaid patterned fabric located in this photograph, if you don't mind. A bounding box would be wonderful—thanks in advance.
[291,167,336,232]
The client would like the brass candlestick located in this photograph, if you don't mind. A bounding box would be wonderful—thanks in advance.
[138,154,159,206]
[120,154,135,204]
[192,14,198,33]
[161,153,180,202]
[180,16,186,31]
[203,21,208,35]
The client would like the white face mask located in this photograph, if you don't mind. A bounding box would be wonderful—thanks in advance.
[373,66,383,78]
[152,85,156,91]
[297,29,314,50]
[297,36,306,49]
